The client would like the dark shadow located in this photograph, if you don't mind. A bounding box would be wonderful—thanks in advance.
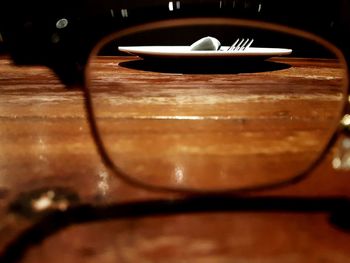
[119,57,291,74]
[1,195,350,263]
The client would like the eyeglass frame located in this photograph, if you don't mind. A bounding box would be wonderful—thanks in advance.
[82,17,350,194]
[1,7,349,193]
[1,11,350,262]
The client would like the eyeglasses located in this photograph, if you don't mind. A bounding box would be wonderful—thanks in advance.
[1,4,350,261]
[1,7,350,196]
[83,17,349,193]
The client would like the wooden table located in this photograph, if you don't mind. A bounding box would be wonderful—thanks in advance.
[1,55,350,262]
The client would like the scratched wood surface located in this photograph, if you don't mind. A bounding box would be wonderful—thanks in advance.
[87,56,346,191]
[1,55,350,262]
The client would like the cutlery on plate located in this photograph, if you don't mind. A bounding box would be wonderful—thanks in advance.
[227,38,254,51]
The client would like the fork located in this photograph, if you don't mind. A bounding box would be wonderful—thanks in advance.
[227,38,254,51]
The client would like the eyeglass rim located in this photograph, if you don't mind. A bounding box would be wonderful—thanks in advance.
[83,17,350,195]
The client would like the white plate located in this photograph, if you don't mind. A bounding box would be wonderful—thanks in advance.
[118,46,292,60]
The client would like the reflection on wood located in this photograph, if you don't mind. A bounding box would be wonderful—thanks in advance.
[88,56,346,190]
[1,56,350,263]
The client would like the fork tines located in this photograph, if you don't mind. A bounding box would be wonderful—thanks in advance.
[227,38,254,51]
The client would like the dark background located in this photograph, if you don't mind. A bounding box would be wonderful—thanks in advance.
[0,0,350,50]
[0,0,349,54]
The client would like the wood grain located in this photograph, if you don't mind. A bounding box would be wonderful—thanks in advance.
[1,55,350,263]
[87,56,346,190]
